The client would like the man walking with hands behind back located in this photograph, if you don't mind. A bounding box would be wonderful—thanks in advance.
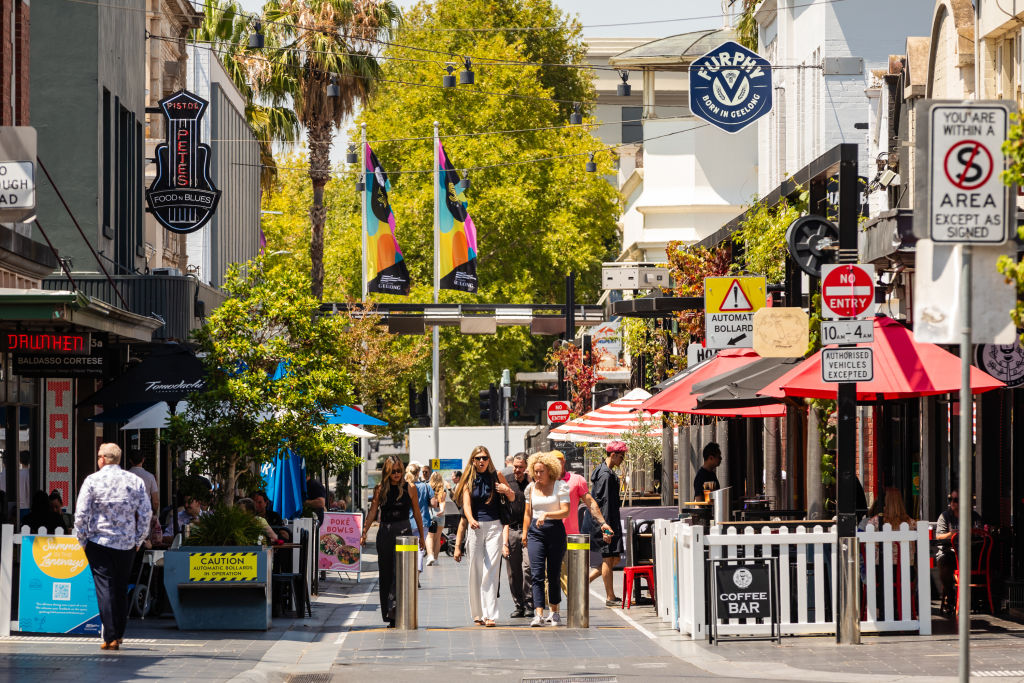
[74,443,151,651]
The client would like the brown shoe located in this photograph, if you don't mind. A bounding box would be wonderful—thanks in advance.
[100,641,119,651]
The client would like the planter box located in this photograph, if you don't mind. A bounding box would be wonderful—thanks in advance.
[163,546,273,630]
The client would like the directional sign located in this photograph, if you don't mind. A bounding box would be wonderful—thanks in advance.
[429,458,463,470]
[821,320,874,346]
[689,41,773,134]
[820,264,875,320]
[546,400,570,425]
[704,276,767,349]
[822,348,873,383]
[928,103,1012,243]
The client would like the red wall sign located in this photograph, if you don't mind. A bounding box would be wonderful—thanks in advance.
[45,379,74,509]
[821,264,875,319]
[3,332,90,354]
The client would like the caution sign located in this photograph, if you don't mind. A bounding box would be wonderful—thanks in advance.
[188,552,259,582]
[928,103,1013,244]
[704,276,767,349]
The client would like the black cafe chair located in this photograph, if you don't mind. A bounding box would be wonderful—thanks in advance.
[272,529,311,618]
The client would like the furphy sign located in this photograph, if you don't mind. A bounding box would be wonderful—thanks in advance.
[146,90,221,234]
[927,102,1013,243]
[689,41,772,134]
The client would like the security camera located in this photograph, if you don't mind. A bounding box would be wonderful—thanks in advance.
[878,169,900,188]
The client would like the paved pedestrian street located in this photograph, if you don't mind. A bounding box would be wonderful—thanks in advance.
[3,538,1024,682]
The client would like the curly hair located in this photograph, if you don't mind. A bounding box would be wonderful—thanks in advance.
[526,451,562,482]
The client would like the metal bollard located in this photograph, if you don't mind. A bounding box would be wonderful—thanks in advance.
[566,534,590,628]
[836,536,860,644]
[395,535,418,630]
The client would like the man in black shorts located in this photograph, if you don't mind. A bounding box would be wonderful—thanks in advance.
[589,441,626,606]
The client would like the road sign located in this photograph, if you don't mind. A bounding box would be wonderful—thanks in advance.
[704,276,767,349]
[821,348,873,383]
[752,308,808,357]
[546,400,570,424]
[0,126,37,223]
[928,102,1012,243]
[687,343,717,368]
[820,264,875,319]
[821,319,874,345]
[689,41,773,134]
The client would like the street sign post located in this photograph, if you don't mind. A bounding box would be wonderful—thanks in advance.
[820,264,876,320]
[704,276,767,349]
[928,103,1012,244]
[689,41,773,134]
[822,348,874,383]
[546,400,570,425]
[821,320,873,345]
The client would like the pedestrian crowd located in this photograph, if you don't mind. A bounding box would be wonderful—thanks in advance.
[361,442,626,628]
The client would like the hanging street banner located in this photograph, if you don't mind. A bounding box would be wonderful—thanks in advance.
[145,90,221,234]
[437,142,478,293]
[926,101,1013,243]
[704,275,767,349]
[319,512,362,573]
[19,536,101,634]
[364,144,410,295]
[689,41,773,134]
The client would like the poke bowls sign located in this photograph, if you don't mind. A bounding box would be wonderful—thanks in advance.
[319,512,362,573]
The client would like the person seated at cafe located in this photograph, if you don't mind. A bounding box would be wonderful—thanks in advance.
[692,443,722,501]
[251,490,290,540]
[164,494,205,538]
[237,497,278,543]
[858,495,884,531]
[49,490,74,530]
[21,490,66,533]
[934,491,984,616]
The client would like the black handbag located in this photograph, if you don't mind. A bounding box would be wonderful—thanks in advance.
[491,472,515,526]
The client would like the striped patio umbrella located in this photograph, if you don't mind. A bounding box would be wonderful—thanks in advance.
[549,388,664,443]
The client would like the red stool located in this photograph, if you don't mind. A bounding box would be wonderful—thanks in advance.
[621,565,656,609]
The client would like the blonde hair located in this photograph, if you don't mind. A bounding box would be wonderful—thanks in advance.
[548,450,566,478]
[454,445,494,504]
[527,451,562,483]
[405,461,421,484]
[376,455,409,505]
[428,471,445,495]
[98,442,122,464]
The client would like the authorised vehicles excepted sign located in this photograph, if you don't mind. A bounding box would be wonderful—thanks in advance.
[821,348,874,383]
[928,103,1012,243]
[188,552,259,582]
[704,276,767,349]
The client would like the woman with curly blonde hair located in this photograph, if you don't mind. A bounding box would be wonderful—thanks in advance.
[522,451,570,627]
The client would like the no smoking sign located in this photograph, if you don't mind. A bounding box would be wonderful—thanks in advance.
[928,103,1012,244]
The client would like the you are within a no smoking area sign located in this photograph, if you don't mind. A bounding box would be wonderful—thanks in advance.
[929,103,1013,243]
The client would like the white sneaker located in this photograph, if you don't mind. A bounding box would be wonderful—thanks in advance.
[530,613,545,627]
[425,555,436,566]
[547,612,561,626]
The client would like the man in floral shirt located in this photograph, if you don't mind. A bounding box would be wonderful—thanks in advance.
[74,443,151,650]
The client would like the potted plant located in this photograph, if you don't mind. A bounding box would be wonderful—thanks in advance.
[163,505,274,630]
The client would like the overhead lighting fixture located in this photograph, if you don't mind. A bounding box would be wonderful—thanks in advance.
[326,75,340,98]
[443,64,457,88]
[585,153,597,173]
[570,102,582,125]
[617,70,631,96]
[248,20,264,50]
[459,57,474,85]
[346,144,358,165]
[355,172,365,191]
[459,171,470,190]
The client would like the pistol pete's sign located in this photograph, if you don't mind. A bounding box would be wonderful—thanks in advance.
[145,90,221,234]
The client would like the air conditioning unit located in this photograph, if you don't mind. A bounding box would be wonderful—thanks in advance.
[152,267,181,277]
[601,262,670,291]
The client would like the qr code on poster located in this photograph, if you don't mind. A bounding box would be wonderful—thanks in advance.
[52,582,71,601]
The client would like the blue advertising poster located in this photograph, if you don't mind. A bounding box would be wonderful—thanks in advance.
[18,536,101,634]
[689,40,773,134]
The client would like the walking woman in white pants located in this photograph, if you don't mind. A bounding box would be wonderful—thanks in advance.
[454,445,513,627]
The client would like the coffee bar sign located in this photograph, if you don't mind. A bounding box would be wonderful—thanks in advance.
[145,90,221,234]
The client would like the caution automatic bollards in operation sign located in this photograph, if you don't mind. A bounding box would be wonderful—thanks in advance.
[188,552,259,581]
[704,276,767,349]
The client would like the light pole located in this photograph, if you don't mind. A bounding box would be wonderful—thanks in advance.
[501,368,511,462]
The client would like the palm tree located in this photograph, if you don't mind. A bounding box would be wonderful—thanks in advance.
[257,0,402,299]
[192,0,300,192]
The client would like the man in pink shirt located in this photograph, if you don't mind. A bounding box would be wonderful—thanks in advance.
[552,451,613,598]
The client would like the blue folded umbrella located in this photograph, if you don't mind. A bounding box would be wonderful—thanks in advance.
[324,405,387,426]
[264,447,304,520]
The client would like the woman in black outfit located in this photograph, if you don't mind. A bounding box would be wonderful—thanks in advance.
[360,455,425,627]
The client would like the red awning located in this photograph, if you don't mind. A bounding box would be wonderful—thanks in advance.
[758,316,1005,400]
[641,349,787,417]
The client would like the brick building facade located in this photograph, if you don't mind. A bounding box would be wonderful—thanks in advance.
[1,0,29,126]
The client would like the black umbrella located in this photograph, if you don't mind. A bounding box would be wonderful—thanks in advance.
[692,356,804,409]
[78,345,205,408]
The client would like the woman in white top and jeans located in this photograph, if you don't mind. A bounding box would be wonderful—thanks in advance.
[519,451,570,627]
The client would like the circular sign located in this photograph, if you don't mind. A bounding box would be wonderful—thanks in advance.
[943,140,993,191]
[733,568,753,589]
[821,265,874,318]
[32,537,89,580]
[688,40,773,134]
[547,401,570,424]
[976,343,1024,387]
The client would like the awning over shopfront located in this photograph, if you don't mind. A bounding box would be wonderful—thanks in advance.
[79,344,204,407]
[693,357,804,409]
[550,388,663,443]
[758,316,1005,400]
[0,288,162,342]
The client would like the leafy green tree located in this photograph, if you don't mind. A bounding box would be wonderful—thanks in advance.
[262,0,619,425]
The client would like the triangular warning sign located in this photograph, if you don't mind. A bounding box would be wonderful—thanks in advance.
[719,279,753,311]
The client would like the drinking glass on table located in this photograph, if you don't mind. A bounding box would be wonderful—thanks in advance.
[703,482,715,503]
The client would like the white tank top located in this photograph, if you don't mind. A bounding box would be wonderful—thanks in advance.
[525,480,570,519]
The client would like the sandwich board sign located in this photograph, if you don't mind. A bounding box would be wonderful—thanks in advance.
[704,276,767,349]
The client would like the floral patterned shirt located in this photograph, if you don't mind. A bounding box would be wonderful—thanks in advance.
[74,464,152,550]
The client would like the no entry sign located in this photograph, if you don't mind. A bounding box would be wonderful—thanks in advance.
[928,103,1012,243]
[546,400,570,424]
[820,264,875,320]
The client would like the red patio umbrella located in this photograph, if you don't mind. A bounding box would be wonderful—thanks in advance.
[641,349,787,417]
[758,316,1005,400]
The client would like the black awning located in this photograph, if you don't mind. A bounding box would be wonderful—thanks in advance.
[693,356,803,409]
[87,402,157,423]
[78,344,205,407]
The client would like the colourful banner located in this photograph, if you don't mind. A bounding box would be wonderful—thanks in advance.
[365,144,410,295]
[318,512,362,572]
[437,142,478,293]
[18,536,100,634]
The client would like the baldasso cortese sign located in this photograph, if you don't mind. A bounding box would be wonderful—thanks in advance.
[146,90,221,234]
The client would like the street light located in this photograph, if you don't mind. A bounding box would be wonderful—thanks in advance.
[570,102,582,125]
[617,70,631,96]
[442,64,457,88]
[585,153,597,173]
[248,20,264,50]
[459,57,475,85]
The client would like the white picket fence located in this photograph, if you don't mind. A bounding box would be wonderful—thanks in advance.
[652,520,932,639]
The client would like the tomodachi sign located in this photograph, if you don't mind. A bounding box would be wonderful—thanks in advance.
[689,41,773,134]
